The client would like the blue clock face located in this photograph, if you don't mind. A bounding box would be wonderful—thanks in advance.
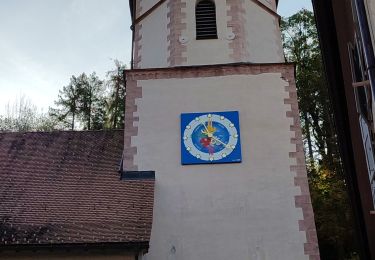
[181,111,242,165]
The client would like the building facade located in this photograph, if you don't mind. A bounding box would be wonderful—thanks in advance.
[125,0,319,259]
[312,0,375,259]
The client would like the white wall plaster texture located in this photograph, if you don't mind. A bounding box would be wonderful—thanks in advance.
[134,74,307,260]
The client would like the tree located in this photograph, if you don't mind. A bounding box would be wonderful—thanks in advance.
[2,61,126,132]
[105,60,126,129]
[78,73,105,130]
[0,96,58,132]
[281,10,359,259]
[50,73,105,130]
[49,76,81,130]
[281,9,339,170]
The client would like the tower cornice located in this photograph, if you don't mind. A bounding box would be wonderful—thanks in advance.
[129,0,280,20]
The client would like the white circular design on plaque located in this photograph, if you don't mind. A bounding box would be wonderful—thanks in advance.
[226,32,235,40]
[179,35,189,44]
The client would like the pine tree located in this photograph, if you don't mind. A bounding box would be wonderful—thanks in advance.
[105,60,126,129]
[49,76,82,130]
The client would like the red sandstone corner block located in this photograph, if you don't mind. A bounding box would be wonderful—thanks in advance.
[283,67,320,259]
[227,0,249,62]
[133,1,143,69]
[123,78,143,171]
[133,23,143,69]
[167,0,187,66]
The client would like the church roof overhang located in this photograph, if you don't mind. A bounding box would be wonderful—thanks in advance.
[129,0,279,19]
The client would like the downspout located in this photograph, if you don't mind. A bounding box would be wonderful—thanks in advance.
[130,0,135,70]
[131,25,135,70]
[354,0,375,100]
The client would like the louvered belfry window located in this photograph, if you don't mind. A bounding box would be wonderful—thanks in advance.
[196,0,218,40]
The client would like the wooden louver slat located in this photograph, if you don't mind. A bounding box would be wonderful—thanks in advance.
[196,0,218,40]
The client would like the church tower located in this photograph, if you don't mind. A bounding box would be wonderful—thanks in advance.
[125,0,320,259]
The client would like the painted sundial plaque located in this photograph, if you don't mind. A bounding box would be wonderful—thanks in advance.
[181,111,242,165]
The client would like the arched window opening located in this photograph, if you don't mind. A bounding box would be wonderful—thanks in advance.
[196,0,218,40]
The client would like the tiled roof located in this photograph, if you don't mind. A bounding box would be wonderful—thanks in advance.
[0,130,154,248]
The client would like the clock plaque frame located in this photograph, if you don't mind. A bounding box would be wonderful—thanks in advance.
[180,111,242,165]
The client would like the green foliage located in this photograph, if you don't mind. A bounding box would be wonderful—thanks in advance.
[77,72,105,130]
[49,72,113,131]
[49,76,81,130]
[48,61,126,131]
[0,96,59,132]
[282,9,359,259]
[1,61,126,132]
[104,60,126,129]
[282,9,339,169]
[310,166,359,259]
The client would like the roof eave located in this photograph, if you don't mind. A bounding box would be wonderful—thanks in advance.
[129,0,279,16]
[0,241,150,253]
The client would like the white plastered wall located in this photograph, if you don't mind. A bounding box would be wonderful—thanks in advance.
[133,74,308,260]
[245,1,284,63]
[136,0,284,68]
[138,1,169,68]
[139,0,160,16]
[183,0,231,65]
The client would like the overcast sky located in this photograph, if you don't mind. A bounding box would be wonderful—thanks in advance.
[0,0,312,114]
